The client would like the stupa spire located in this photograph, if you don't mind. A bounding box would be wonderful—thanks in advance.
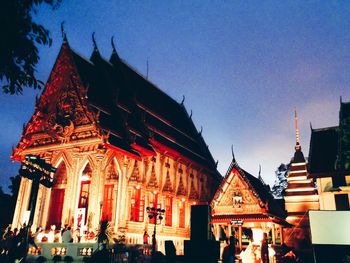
[295,109,301,151]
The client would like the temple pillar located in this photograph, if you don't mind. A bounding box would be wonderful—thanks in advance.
[58,157,74,229]
[70,154,83,229]
[32,185,45,230]
[279,226,284,244]
[19,178,32,227]
[89,154,104,229]
[272,224,276,245]
[238,225,242,250]
[114,167,123,231]
[118,156,129,229]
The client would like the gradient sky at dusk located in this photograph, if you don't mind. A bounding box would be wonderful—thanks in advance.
[1,1,350,192]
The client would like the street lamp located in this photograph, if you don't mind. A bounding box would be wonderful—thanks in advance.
[146,206,165,255]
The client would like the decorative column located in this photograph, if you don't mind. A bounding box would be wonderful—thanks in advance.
[114,162,124,231]
[118,156,130,229]
[272,224,276,245]
[238,225,242,250]
[280,226,284,244]
[12,177,27,228]
[90,154,104,229]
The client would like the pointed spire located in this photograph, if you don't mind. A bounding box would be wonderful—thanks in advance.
[294,109,301,151]
[181,95,185,105]
[310,122,313,131]
[92,32,98,52]
[231,145,236,163]
[110,36,120,59]
[61,21,67,42]
[189,110,192,118]
[258,164,265,184]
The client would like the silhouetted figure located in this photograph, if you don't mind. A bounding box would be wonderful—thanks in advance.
[222,236,236,263]
[261,232,269,263]
[143,231,149,244]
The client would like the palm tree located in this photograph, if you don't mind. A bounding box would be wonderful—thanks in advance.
[96,220,112,248]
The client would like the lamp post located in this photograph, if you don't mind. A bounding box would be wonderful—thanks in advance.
[146,206,165,256]
[18,155,56,261]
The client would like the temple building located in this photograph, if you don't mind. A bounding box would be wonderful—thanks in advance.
[211,153,290,260]
[283,112,319,250]
[11,35,221,254]
[308,100,350,210]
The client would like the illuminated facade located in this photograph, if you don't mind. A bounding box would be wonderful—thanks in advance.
[11,36,221,254]
[211,156,289,258]
[308,100,350,211]
[284,112,319,250]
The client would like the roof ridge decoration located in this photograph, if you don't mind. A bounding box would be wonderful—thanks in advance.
[92,32,98,52]
[258,164,265,185]
[61,21,67,42]
[110,36,120,61]
[231,145,236,163]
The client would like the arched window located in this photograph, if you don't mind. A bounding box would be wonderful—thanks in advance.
[130,186,144,222]
[47,162,67,228]
[77,163,92,227]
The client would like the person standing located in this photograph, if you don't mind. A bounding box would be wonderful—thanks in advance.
[261,232,269,263]
[222,235,236,263]
[143,231,149,244]
[62,227,73,243]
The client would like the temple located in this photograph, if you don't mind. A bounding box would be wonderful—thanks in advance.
[11,36,221,254]
[211,153,290,261]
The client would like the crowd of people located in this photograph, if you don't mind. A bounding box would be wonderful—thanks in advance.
[0,223,98,262]
[221,231,301,263]
[0,224,31,262]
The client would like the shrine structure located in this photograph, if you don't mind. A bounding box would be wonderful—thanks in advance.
[283,111,319,250]
[211,152,290,259]
[11,35,221,254]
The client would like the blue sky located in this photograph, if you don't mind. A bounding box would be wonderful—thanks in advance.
[1,1,350,192]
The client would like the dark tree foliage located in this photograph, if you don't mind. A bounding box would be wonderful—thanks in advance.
[0,186,14,228]
[0,0,62,94]
[8,175,21,197]
[0,175,21,228]
[271,163,289,198]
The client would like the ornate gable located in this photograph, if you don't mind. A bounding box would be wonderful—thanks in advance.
[12,41,98,160]
[188,175,199,200]
[106,161,119,181]
[214,169,263,215]
[177,174,187,196]
[162,170,173,192]
[147,163,158,188]
[129,161,142,183]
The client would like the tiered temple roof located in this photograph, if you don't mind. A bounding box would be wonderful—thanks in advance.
[309,100,350,177]
[12,37,221,183]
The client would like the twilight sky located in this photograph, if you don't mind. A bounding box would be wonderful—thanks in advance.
[1,1,350,192]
